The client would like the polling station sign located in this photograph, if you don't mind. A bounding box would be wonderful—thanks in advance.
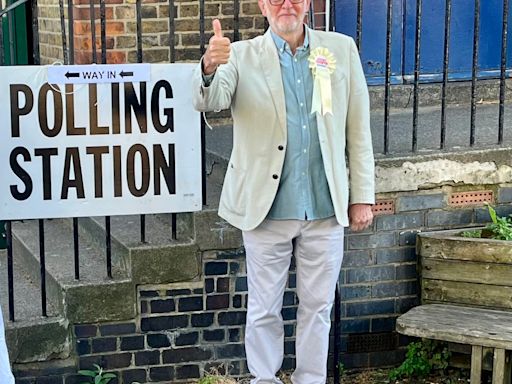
[0,63,201,220]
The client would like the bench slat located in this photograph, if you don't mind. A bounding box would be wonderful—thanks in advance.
[491,349,511,384]
[396,304,512,349]
[422,280,512,311]
[422,258,512,286]
[471,346,482,384]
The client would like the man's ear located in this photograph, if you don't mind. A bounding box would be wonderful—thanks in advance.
[258,0,267,17]
[305,0,312,15]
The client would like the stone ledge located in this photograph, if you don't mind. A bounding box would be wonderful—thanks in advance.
[6,317,70,363]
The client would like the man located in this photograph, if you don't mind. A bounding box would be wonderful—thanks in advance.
[192,0,375,381]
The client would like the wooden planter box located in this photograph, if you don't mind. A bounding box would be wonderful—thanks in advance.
[417,228,512,312]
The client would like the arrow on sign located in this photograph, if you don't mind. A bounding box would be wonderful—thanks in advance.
[120,71,134,78]
[65,71,80,79]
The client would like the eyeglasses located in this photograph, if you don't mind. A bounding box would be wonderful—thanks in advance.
[268,0,304,5]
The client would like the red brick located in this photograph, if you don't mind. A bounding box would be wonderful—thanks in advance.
[74,0,123,4]
[74,36,115,50]
[74,49,126,64]
[73,6,114,21]
[73,20,125,35]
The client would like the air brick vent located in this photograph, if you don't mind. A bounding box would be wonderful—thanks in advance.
[347,332,398,353]
[372,200,395,216]
[448,191,493,207]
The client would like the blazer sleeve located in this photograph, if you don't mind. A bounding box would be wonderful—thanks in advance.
[191,45,239,113]
[345,38,375,205]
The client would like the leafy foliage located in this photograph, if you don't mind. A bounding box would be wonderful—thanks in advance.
[196,365,237,384]
[197,377,223,384]
[485,204,512,240]
[460,204,512,241]
[78,364,117,384]
[338,362,346,379]
[388,340,451,380]
[460,229,482,238]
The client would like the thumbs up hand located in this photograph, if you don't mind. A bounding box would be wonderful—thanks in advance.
[203,19,231,75]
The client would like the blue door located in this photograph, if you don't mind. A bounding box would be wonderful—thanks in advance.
[335,0,512,84]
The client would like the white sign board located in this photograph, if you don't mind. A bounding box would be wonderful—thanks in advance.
[0,63,202,220]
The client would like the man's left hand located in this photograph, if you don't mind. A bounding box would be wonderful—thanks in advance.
[348,204,373,232]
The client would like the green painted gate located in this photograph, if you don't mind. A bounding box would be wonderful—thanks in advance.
[0,0,31,249]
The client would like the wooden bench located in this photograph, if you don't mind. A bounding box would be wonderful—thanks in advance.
[397,304,512,384]
[396,229,512,384]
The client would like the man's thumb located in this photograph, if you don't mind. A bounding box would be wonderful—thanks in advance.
[212,19,223,38]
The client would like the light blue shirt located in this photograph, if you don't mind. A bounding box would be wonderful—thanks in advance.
[267,29,335,221]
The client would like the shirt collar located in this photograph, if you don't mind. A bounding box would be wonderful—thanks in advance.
[270,25,309,54]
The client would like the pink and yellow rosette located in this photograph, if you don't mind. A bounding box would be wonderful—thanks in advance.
[309,47,336,116]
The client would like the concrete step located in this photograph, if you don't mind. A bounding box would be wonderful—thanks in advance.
[77,214,201,285]
[193,209,243,252]
[0,249,59,322]
[5,316,70,364]
[204,101,512,159]
[0,250,69,363]
[11,219,135,324]
[12,219,128,284]
[12,356,77,378]
[80,213,193,250]
[371,102,512,155]
[2,153,233,364]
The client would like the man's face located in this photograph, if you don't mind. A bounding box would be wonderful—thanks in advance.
[258,0,310,37]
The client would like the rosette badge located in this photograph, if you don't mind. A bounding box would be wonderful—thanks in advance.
[309,47,336,116]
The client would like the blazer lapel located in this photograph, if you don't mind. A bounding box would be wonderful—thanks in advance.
[308,26,319,51]
[260,31,287,136]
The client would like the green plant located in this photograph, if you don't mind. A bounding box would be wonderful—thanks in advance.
[78,364,117,384]
[338,362,346,379]
[461,203,512,240]
[484,204,512,240]
[461,229,482,238]
[197,377,221,384]
[388,339,451,380]
[197,376,237,384]
[196,365,237,384]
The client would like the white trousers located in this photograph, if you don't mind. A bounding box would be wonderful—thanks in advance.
[243,217,344,384]
[0,306,14,384]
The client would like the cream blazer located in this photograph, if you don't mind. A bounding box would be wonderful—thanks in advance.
[192,27,375,231]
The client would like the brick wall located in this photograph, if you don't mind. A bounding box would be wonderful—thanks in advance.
[13,185,512,383]
[37,0,328,66]
[38,0,66,64]
[37,0,267,65]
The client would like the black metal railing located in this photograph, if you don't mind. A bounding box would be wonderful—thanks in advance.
[366,0,511,154]
[2,0,190,325]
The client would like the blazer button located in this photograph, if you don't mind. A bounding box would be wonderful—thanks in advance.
[272,174,279,180]
[278,145,284,150]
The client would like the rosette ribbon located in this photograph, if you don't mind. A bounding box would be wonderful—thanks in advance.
[309,47,336,116]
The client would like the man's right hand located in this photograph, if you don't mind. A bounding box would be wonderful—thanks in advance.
[202,19,231,75]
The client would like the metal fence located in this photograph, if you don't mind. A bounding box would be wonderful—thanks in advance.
[2,0,184,325]
[362,0,510,154]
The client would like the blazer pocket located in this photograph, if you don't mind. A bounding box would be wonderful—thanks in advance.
[222,163,247,217]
